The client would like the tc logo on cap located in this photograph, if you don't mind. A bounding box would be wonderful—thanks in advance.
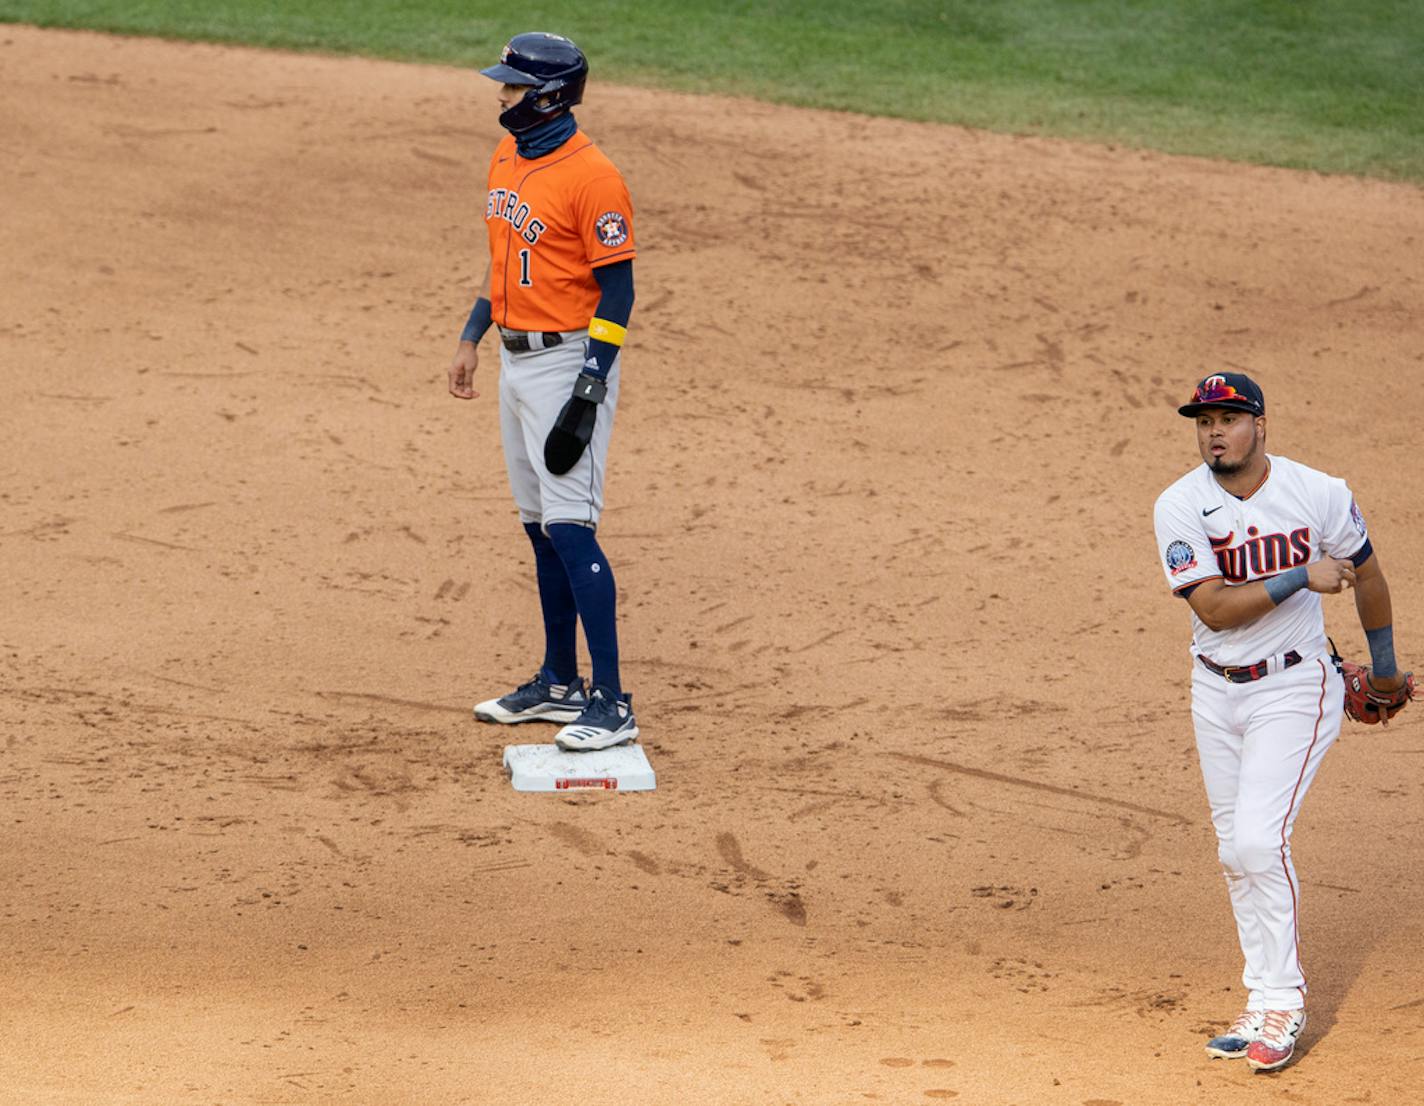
[1178,371,1265,418]
[1193,375,1249,407]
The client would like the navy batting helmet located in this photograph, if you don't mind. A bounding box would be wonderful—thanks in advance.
[481,32,588,133]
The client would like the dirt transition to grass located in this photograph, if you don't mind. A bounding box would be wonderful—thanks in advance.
[3,24,1423,1105]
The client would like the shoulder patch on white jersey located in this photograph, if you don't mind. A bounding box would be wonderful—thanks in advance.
[1165,540,1197,576]
[1350,498,1368,537]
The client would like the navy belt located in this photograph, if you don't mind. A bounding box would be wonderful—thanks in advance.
[1197,650,1302,683]
[501,330,564,352]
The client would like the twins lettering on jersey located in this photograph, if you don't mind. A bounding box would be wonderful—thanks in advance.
[1208,527,1312,583]
[1166,526,1311,581]
[487,188,547,244]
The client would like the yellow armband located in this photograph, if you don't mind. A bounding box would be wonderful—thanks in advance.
[588,317,627,346]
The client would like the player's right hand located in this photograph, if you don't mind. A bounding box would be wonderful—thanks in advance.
[1306,556,1356,594]
[448,341,480,400]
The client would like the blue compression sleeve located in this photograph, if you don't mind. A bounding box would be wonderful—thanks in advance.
[1366,625,1398,679]
[1264,565,1308,606]
[461,296,493,344]
[583,261,634,381]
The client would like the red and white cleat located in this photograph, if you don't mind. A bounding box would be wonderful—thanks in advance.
[1246,1009,1306,1072]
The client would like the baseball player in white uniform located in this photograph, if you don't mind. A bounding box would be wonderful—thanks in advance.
[1154,372,1409,1071]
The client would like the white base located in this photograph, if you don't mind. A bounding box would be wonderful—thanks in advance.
[503,743,656,792]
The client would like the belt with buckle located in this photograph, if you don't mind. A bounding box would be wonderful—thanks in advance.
[501,330,564,352]
[1197,650,1302,683]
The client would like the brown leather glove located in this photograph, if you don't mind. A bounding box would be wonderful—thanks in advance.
[1341,660,1415,725]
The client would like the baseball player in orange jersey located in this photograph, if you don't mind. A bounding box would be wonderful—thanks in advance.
[447,32,639,751]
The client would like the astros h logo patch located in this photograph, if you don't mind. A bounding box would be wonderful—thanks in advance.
[595,211,628,248]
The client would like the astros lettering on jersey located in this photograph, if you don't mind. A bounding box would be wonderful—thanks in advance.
[485,131,635,333]
[1153,455,1371,666]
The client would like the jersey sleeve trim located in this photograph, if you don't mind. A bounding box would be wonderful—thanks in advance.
[1350,538,1374,567]
[1174,573,1221,597]
[590,249,636,267]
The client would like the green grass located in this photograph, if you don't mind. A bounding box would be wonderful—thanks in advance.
[5,1,1423,182]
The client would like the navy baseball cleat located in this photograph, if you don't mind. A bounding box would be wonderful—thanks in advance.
[1205,1009,1265,1059]
[555,687,638,751]
[474,672,588,724]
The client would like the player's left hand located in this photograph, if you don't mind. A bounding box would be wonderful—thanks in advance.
[1341,660,1415,726]
[1306,556,1356,594]
[1368,669,1408,695]
[544,373,606,475]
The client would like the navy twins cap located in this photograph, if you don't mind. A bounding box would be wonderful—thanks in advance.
[1177,372,1265,418]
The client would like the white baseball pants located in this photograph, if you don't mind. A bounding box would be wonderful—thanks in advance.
[497,329,620,530]
[1190,654,1343,1011]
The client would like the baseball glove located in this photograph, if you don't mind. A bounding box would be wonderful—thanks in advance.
[544,372,606,476]
[1340,660,1415,725]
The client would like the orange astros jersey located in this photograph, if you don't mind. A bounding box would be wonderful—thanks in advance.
[485,129,636,333]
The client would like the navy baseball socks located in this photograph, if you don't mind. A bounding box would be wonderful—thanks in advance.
[473,522,637,749]
[546,523,637,750]
[525,522,579,683]
[472,523,584,723]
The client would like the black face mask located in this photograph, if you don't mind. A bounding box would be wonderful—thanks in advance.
[514,111,577,159]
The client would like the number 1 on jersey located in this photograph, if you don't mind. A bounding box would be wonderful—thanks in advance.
[518,248,533,287]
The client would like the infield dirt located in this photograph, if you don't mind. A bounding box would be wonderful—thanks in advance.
[3,24,1424,1106]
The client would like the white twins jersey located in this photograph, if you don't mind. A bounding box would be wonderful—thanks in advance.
[1154,454,1370,665]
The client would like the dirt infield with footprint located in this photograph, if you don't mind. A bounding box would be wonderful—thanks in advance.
[3,24,1424,1106]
